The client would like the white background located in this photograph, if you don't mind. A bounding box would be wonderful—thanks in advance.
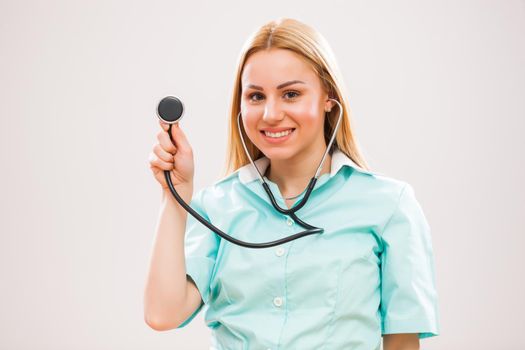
[1,0,524,349]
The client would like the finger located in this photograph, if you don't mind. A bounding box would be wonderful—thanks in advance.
[154,143,174,163]
[157,130,177,154]
[158,119,169,132]
[149,154,174,171]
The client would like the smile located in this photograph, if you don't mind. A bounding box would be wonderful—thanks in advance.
[260,128,296,143]
[263,129,294,137]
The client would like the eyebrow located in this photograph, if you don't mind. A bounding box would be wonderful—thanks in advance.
[245,80,306,91]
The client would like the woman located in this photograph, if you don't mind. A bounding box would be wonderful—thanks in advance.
[145,18,439,350]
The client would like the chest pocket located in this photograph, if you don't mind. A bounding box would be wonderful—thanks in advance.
[286,228,380,311]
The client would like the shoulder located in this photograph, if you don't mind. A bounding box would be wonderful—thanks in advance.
[354,170,429,239]
[347,166,409,203]
[344,167,417,227]
[193,170,243,204]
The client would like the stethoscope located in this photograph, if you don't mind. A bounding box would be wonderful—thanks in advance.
[155,96,343,248]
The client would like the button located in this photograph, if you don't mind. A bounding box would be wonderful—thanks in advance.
[273,296,283,307]
[275,247,285,257]
[286,217,294,226]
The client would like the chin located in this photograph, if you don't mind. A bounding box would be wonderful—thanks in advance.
[259,146,299,161]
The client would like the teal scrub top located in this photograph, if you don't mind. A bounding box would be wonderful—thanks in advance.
[176,147,440,349]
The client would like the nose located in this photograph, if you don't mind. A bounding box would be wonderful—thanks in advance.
[262,99,285,123]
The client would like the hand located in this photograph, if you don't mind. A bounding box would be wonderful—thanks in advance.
[149,120,194,195]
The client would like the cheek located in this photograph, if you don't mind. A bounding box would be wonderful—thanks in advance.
[289,101,319,116]
[289,101,322,125]
[241,115,259,139]
[294,106,323,129]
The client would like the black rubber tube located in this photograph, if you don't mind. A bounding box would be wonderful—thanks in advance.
[164,125,324,249]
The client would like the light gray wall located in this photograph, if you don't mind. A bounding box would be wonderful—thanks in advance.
[1,0,523,349]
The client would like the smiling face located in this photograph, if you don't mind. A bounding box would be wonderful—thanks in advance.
[240,48,333,161]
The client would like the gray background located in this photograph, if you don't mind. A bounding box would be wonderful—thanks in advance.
[1,0,523,349]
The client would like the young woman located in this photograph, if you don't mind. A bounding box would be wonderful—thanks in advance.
[145,18,439,350]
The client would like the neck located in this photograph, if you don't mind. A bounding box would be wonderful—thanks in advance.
[265,146,331,199]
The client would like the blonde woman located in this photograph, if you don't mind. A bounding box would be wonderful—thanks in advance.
[145,18,439,350]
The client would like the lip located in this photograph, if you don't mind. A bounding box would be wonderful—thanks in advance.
[260,128,296,144]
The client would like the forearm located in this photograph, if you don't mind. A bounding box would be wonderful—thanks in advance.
[143,187,193,329]
[383,333,420,350]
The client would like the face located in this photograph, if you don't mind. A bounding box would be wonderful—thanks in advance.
[240,48,333,161]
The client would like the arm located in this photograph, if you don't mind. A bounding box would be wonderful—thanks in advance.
[383,334,420,350]
[143,187,198,330]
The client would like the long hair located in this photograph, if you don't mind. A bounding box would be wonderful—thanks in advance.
[222,17,371,177]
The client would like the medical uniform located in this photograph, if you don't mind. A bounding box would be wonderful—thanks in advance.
[176,147,440,350]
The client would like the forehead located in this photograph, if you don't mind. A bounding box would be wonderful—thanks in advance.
[241,48,318,86]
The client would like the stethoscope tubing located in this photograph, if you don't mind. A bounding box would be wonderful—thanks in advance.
[163,99,343,248]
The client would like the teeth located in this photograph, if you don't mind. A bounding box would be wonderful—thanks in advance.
[264,129,293,138]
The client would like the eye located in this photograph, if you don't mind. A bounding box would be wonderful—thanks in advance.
[248,92,264,102]
[284,90,300,99]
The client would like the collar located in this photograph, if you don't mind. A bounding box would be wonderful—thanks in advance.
[237,147,376,185]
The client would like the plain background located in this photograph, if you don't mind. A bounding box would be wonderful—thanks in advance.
[1,0,524,349]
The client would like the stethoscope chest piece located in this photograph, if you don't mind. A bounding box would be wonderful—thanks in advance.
[157,96,185,124]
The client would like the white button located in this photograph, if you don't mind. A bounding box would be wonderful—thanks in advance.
[273,296,283,307]
[286,217,294,226]
[275,247,285,257]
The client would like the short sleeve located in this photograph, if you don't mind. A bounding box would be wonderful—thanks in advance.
[379,183,440,338]
[176,187,220,328]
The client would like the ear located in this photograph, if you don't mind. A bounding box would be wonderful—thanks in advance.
[324,98,335,112]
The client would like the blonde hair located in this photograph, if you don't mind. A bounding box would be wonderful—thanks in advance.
[222,17,371,177]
